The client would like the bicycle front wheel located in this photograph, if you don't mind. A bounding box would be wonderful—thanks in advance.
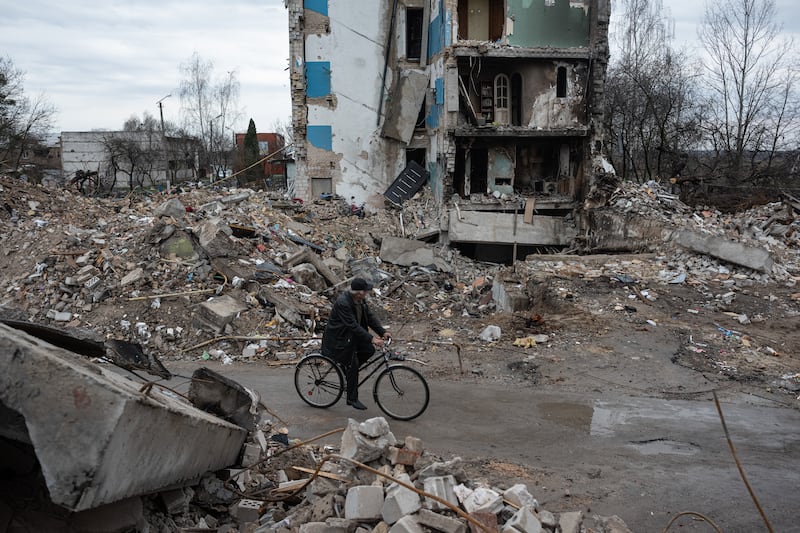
[294,354,344,408]
[373,365,429,421]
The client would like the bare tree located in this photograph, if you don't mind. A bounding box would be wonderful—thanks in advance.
[606,0,702,184]
[699,0,798,183]
[272,116,294,156]
[123,111,162,133]
[178,52,240,179]
[0,56,57,174]
[103,129,160,192]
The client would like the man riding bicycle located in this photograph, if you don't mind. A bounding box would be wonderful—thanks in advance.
[321,278,391,410]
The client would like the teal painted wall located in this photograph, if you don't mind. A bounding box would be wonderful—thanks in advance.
[507,0,590,48]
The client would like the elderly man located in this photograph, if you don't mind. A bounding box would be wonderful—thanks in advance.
[321,278,391,410]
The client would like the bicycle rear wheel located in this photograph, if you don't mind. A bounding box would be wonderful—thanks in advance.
[294,354,344,408]
[373,365,429,421]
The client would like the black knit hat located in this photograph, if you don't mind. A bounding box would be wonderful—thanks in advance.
[350,278,372,291]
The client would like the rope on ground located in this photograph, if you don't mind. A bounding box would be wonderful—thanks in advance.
[661,511,723,532]
[712,390,775,532]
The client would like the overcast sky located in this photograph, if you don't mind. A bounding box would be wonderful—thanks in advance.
[1,1,798,137]
[1,0,291,135]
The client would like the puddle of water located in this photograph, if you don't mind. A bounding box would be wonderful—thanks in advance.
[627,439,700,456]
[538,402,593,431]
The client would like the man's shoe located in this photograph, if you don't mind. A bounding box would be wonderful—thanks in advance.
[348,399,367,410]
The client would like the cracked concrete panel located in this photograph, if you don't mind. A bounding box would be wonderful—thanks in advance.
[0,323,246,512]
[382,69,430,144]
[449,211,577,246]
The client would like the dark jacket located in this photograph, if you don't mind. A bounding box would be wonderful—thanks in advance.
[321,290,385,360]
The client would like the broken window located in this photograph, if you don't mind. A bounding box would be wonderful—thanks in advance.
[415,94,427,128]
[556,66,567,98]
[406,7,423,61]
[494,74,510,126]
[511,73,523,126]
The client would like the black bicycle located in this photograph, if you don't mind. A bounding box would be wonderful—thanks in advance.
[294,342,430,421]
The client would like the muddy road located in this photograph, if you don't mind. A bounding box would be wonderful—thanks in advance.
[166,358,800,533]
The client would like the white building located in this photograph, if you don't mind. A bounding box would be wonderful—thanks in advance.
[61,131,200,193]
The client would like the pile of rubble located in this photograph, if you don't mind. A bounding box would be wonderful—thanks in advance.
[603,180,800,280]
[0,176,498,367]
[135,415,632,533]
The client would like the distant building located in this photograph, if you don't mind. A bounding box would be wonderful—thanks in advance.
[233,132,287,188]
[61,131,201,192]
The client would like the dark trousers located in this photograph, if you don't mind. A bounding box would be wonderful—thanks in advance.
[338,340,375,401]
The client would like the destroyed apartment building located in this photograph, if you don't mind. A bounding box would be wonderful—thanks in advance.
[286,0,610,262]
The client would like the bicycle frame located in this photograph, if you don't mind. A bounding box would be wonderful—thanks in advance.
[356,348,396,388]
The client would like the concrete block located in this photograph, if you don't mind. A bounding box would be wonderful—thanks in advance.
[558,511,583,533]
[196,294,248,332]
[380,236,436,268]
[345,485,384,520]
[422,475,458,510]
[388,515,424,533]
[538,509,556,530]
[417,508,467,533]
[382,474,421,524]
[501,507,541,533]
[404,435,424,453]
[467,511,498,533]
[154,198,186,219]
[298,521,349,533]
[120,267,144,286]
[502,484,539,511]
[673,230,774,273]
[462,487,503,514]
[241,442,261,467]
[234,499,263,523]
[360,416,393,438]
[325,518,354,531]
[492,281,530,313]
[0,323,247,512]
[197,217,234,258]
[388,445,421,466]
[341,418,397,463]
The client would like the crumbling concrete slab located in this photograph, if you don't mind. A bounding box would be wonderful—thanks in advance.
[673,230,774,273]
[449,211,577,246]
[379,236,452,273]
[0,323,247,512]
[492,280,530,313]
[380,236,436,267]
[195,294,249,332]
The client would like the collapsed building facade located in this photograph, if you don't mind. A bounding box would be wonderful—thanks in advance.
[286,0,610,260]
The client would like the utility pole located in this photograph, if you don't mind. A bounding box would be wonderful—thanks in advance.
[156,94,171,134]
[210,113,223,180]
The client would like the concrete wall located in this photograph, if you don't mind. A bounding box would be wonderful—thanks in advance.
[290,0,408,208]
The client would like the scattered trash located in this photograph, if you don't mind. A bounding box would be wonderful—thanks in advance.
[479,325,502,342]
